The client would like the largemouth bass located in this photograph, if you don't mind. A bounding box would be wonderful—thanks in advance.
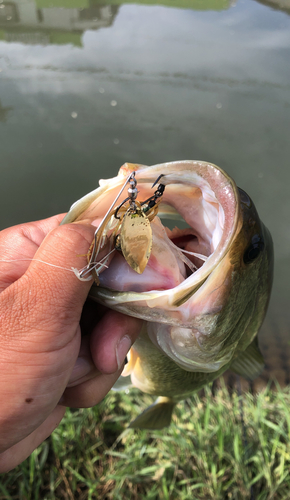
[61,161,273,429]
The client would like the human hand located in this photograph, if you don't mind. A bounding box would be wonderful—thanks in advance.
[0,215,142,473]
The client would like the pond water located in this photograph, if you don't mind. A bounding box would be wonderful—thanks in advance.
[0,0,289,383]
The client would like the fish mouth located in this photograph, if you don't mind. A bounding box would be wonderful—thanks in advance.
[62,160,242,373]
[88,161,241,311]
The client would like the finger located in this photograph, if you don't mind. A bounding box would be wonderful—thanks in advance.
[66,334,98,388]
[66,309,142,387]
[0,214,66,291]
[2,222,96,349]
[59,368,124,408]
[90,310,143,374]
[0,405,66,473]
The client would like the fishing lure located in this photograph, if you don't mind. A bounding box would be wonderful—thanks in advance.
[79,172,166,281]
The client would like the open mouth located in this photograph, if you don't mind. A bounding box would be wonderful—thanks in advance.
[84,174,228,293]
[64,161,239,302]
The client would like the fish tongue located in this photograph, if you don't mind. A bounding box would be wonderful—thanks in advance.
[98,251,178,292]
[98,218,186,293]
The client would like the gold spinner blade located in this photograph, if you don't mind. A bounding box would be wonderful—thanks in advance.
[120,207,153,274]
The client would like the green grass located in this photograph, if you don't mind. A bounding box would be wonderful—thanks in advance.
[1,381,290,499]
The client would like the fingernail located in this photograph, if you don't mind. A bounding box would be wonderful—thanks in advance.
[68,356,92,385]
[116,335,132,370]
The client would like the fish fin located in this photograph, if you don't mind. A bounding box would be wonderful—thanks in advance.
[129,397,175,430]
[230,337,265,380]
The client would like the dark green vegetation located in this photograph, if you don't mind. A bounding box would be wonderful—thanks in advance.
[1,382,290,499]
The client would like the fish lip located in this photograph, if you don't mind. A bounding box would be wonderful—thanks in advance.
[90,160,241,307]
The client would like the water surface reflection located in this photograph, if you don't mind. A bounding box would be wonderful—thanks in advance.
[0,0,235,50]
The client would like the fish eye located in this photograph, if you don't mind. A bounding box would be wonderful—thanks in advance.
[243,234,265,264]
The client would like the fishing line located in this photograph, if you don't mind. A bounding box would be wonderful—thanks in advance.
[75,248,116,281]
[0,257,109,281]
[0,258,75,272]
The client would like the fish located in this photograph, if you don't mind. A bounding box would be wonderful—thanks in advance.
[61,160,273,429]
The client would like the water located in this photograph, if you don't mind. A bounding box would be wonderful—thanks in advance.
[0,0,289,381]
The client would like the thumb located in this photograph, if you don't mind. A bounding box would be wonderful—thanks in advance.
[1,223,96,350]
